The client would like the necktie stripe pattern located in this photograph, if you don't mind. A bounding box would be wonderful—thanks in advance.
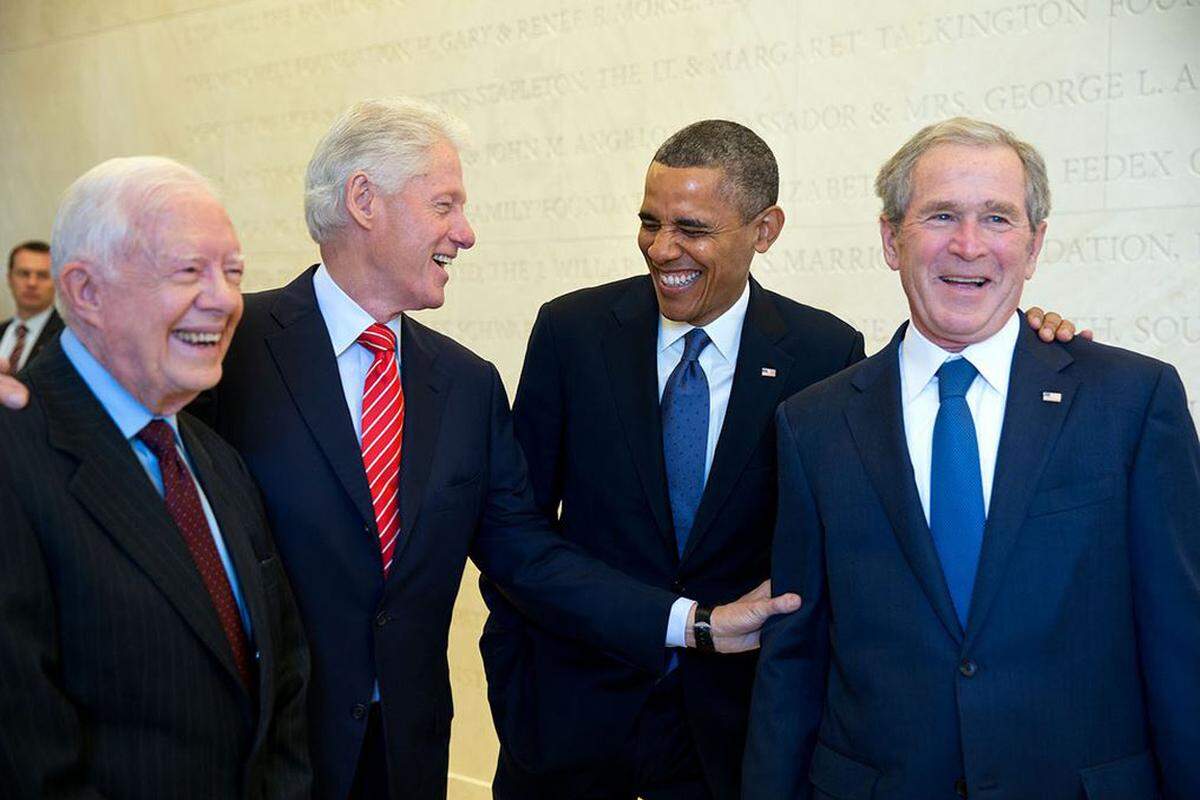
[929,357,986,629]
[357,323,404,573]
[137,419,254,689]
[6,323,28,373]
[662,328,711,558]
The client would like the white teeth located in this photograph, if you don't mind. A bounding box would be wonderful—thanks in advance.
[173,331,222,345]
[942,277,986,287]
[432,254,453,266]
[660,271,700,288]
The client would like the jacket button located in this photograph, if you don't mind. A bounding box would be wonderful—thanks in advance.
[959,659,978,678]
[351,703,367,720]
[375,612,389,628]
[955,777,969,797]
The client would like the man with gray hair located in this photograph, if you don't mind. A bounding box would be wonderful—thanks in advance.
[743,117,1200,798]
[0,157,311,798]
[192,98,797,800]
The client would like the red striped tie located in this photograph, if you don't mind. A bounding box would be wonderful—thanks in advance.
[357,323,404,574]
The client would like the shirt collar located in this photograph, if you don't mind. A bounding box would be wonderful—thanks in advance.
[900,311,1020,403]
[657,279,751,363]
[59,327,179,442]
[312,263,403,357]
[17,305,54,330]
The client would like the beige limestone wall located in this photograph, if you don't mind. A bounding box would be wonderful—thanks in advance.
[2,1,1197,795]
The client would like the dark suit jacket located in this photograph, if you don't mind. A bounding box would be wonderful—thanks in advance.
[200,266,678,800]
[0,340,311,800]
[2,307,64,369]
[744,323,1200,800]
[479,275,864,797]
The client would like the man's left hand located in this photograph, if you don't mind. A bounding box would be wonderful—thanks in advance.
[1026,307,1094,343]
[687,580,802,653]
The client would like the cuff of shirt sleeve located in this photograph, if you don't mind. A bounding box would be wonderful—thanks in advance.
[666,597,697,648]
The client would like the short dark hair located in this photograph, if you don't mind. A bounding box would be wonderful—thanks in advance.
[652,120,779,222]
[8,240,50,273]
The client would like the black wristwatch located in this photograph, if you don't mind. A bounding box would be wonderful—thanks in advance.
[693,604,715,653]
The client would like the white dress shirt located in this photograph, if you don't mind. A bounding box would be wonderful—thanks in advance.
[0,306,55,371]
[658,281,751,647]
[899,312,1020,523]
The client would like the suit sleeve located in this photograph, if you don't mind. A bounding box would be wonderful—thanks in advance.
[470,361,677,675]
[845,330,867,368]
[1127,364,1200,799]
[742,404,828,800]
[512,304,566,524]
[0,478,108,800]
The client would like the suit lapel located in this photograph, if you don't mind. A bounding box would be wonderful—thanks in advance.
[602,279,675,553]
[682,280,795,562]
[182,417,267,705]
[844,326,964,643]
[264,269,376,530]
[964,326,1076,644]
[392,316,450,568]
[33,344,249,691]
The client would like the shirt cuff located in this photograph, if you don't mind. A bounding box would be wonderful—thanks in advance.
[666,597,697,648]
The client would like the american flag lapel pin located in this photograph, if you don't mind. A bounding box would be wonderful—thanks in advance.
[761,367,777,378]
[1042,391,1062,403]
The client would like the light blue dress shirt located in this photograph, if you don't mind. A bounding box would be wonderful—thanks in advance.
[60,328,253,639]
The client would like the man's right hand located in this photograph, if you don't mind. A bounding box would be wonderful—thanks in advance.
[0,362,29,409]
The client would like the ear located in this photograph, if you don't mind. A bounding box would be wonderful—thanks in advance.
[880,216,902,272]
[57,261,104,328]
[1025,220,1047,280]
[343,171,379,230]
[752,206,785,253]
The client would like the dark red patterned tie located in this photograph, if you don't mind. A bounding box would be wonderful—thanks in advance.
[5,323,28,373]
[137,420,254,689]
[357,323,404,575]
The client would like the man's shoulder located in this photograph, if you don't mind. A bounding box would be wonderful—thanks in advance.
[779,345,881,420]
[403,313,496,376]
[539,275,650,319]
[753,283,861,346]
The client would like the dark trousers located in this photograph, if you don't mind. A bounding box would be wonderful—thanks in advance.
[493,669,713,800]
[349,703,390,799]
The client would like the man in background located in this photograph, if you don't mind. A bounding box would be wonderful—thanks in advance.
[744,117,1200,799]
[481,120,1082,800]
[0,240,62,374]
[0,157,311,799]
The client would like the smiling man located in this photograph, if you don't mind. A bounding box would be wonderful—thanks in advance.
[1,240,63,374]
[0,157,311,799]
[743,117,1200,799]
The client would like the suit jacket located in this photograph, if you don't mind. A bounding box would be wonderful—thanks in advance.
[479,275,864,797]
[0,340,311,800]
[1,307,64,369]
[200,266,678,800]
[743,323,1200,800]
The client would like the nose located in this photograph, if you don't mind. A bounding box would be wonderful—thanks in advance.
[197,265,243,315]
[452,211,476,250]
[646,227,680,264]
[948,219,988,260]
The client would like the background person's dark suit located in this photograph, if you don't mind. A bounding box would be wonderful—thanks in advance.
[0,341,311,800]
[481,275,864,798]
[200,266,679,800]
[1,307,64,368]
[743,323,1200,800]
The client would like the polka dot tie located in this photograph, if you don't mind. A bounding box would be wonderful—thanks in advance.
[661,328,711,558]
[137,419,253,689]
[930,358,985,629]
[357,323,405,575]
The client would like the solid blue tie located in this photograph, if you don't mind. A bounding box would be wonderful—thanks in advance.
[662,328,711,557]
[930,357,985,629]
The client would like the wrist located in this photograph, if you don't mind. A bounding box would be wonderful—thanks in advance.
[692,604,715,653]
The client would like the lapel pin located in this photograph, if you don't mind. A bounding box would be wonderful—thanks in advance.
[761,367,777,378]
[1042,391,1062,403]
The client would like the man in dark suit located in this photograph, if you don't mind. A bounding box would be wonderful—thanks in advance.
[482,121,1081,800]
[197,99,793,800]
[0,157,311,799]
[1,240,63,374]
[744,118,1200,799]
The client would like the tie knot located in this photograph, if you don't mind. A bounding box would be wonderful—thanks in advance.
[681,328,710,363]
[137,419,176,457]
[357,323,396,355]
[937,358,978,400]
[15,323,27,336]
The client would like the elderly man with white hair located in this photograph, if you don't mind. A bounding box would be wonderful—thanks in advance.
[0,157,312,799]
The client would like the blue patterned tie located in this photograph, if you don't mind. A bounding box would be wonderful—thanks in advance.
[662,328,711,557]
[930,358,985,629]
